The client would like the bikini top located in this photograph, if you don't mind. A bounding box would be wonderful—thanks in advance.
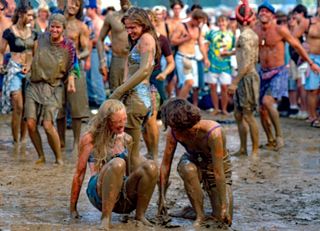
[2,28,37,53]
[88,149,128,164]
[171,124,221,155]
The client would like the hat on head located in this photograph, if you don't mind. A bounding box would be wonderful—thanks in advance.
[85,0,97,9]
[258,1,275,14]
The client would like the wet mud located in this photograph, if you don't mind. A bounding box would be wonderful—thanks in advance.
[0,112,319,231]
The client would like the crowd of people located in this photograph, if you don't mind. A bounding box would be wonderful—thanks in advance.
[0,0,319,230]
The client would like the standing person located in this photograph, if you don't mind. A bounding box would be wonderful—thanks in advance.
[170,9,209,100]
[97,0,131,92]
[34,3,50,34]
[0,0,11,98]
[158,98,232,227]
[70,99,158,230]
[228,2,260,156]
[305,6,320,127]
[143,9,175,161]
[109,7,160,171]
[24,13,76,165]
[56,0,90,155]
[0,1,36,146]
[253,2,320,150]
[205,15,235,116]
[85,0,106,108]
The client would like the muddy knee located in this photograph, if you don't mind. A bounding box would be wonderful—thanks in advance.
[141,160,158,179]
[178,162,198,180]
[108,158,126,175]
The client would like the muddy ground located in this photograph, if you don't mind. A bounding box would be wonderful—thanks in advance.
[0,112,319,231]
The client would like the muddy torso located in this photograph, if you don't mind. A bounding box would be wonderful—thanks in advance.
[30,33,74,86]
[107,12,129,57]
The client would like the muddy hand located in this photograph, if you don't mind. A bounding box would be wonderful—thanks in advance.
[70,209,82,219]
[67,77,76,93]
[228,83,237,95]
[158,195,168,216]
[220,208,231,226]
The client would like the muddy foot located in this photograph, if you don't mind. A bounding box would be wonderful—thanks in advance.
[135,217,153,227]
[274,137,284,151]
[55,159,64,165]
[98,217,112,230]
[222,110,231,117]
[35,157,46,164]
[170,206,196,219]
[232,150,248,156]
[259,140,276,151]
[211,110,221,116]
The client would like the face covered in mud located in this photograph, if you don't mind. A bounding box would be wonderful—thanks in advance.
[124,18,143,41]
[108,108,127,134]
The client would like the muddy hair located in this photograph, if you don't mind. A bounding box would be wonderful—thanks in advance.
[121,7,161,63]
[161,98,201,130]
[11,0,32,24]
[87,99,126,170]
[236,4,254,25]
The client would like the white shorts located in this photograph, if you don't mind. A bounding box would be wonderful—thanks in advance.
[205,71,232,85]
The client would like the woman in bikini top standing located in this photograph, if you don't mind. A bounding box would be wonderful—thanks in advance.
[0,1,37,147]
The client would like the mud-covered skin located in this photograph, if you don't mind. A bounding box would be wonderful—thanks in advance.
[57,0,90,155]
[109,32,156,172]
[70,105,158,230]
[159,120,233,226]
[228,27,260,156]
[97,4,130,90]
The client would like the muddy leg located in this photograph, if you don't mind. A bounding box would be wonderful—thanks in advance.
[126,160,158,226]
[178,162,205,226]
[98,158,126,230]
[243,109,259,156]
[233,110,248,155]
[11,91,23,143]
[27,118,46,164]
[125,128,142,171]
[43,120,63,165]
[71,118,82,155]
[56,117,66,149]
[142,98,159,162]
[259,105,275,148]
[263,96,283,150]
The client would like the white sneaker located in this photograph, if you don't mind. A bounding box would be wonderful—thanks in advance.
[296,111,308,120]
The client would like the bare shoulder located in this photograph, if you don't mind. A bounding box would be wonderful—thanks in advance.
[80,132,94,146]
[139,33,156,49]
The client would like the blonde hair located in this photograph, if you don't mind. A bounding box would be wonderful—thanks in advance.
[88,99,126,169]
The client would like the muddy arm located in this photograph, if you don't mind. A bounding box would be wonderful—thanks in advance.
[109,33,155,100]
[78,24,90,60]
[158,129,177,216]
[0,38,8,72]
[70,133,93,218]
[208,127,231,224]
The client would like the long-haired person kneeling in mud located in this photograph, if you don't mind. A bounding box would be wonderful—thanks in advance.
[70,99,158,230]
[158,98,233,227]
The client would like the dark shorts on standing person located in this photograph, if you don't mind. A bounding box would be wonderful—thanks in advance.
[234,71,260,111]
[259,65,289,104]
[109,55,127,91]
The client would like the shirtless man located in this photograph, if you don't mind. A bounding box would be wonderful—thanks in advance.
[85,0,106,108]
[0,0,11,97]
[253,2,320,150]
[97,0,131,91]
[292,5,320,126]
[170,9,209,100]
[57,0,90,154]
[228,2,260,156]
[158,98,232,227]
[166,0,184,38]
